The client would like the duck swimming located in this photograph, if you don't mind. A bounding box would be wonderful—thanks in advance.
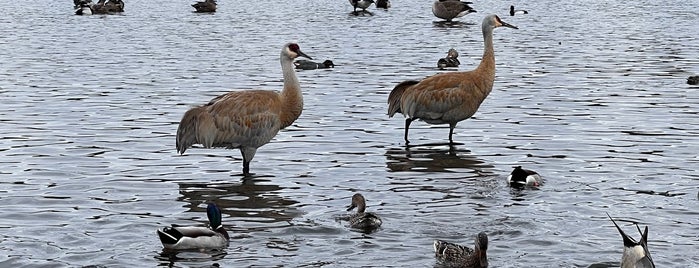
[509,5,528,16]
[346,193,382,230]
[192,0,216,13]
[434,231,488,268]
[157,203,230,250]
[607,213,655,268]
[688,75,699,85]
[507,166,542,187]
[437,48,460,69]
[294,59,335,70]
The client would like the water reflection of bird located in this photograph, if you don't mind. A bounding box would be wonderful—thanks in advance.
[376,0,391,9]
[509,5,528,16]
[606,213,655,268]
[176,43,311,176]
[437,48,460,69]
[507,166,542,187]
[192,0,216,13]
[349,0,375,15]
[157,203,230,250]
[434,232,488,268]
[432,0,477,22]
[294,59,334,70]
[388,15,517,144]
[346,193,382,230]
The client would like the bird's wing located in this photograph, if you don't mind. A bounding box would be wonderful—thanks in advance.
[401,72,484,120]
[170,226,218,238]
[204,90,283,144]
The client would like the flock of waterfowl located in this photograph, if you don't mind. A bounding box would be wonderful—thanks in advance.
[67,0,664,266]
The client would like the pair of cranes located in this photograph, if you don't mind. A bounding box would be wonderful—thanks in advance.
[175,15,518,176]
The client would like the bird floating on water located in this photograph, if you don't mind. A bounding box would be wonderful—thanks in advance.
[176,43,311,176]
[376,0,391,9]
[688,75,699,85]
[434,232,488,268]
[89,0,124,14]
[437,48,461,69]
[432,0,477,22]
[606,213,655,268]
[509,5,528,16]
[74,0,93,15]
[507,166,542,187]
[294,59,335,70]
[349,0,375,15]
[346,193,382,230]
[192,0,216,13]
[157,203,230,250]
[388,14,518,144]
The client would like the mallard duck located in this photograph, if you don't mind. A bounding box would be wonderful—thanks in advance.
[509,5,528,16]
[294,60,335,70]
[607,213,655,268]
[346,193,382,230]
[507,166,542,187]
[432,0,476,22]
[434,232,488,268]
[437,48,460,69]
[192,0,216,13]
[157,203,230,250]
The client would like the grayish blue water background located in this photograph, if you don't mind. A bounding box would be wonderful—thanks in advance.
[0,0,697,267]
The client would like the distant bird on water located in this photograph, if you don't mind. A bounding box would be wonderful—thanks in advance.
[376,0,391,9]
[688,75,699,85]
[192,0,216,13]
[176,43,312,176]
[75,0,93,15]
[437,48,461,69]
[432,0,477,22]
[509,5,528,16]
[294,59,335,70]
[388,15,517,144]
[507,166,542,187]
[349,0,375,15]
[606,213,655,268]
[157,203,230,250]
[434,232,488,268]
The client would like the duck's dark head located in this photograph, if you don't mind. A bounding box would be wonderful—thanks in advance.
[346,193,367,213]
[322,60,335,68]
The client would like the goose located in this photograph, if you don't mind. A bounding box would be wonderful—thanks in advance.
[346,193,382,230]
[509,5,528,16]
[434,232,488,268]
[349,0,375,15]
[388,15,517,144]
[176,43,311,176]
[157,203,230,250]
[607,213,655,268]
[432,0,476,22]
[507,166,542,187]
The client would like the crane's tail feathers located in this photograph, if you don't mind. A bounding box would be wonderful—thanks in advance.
[387,80,420,117]
[176,106,216,154]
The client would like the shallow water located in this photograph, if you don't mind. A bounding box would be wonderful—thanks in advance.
[0,0,698,267]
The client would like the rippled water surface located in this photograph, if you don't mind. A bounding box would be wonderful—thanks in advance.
[1,0,698,267]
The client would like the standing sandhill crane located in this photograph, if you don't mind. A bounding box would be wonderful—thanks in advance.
[387,15,517,144]
[432,0,477,22]
[176,43,311,176]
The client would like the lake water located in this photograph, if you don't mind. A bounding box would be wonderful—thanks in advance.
[0,0,698,267]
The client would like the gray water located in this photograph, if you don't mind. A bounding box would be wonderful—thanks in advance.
[1,0,698,267]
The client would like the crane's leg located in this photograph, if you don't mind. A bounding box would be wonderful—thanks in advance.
[448,123,456,144]
[240,147,257,176]
[404,118,415,144]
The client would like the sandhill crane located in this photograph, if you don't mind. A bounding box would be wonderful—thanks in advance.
[387,15,517,144]
[176,43,311,176]
[432,0,476,22]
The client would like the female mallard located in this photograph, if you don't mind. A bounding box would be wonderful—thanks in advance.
[346,193,382,230]
[507,166,542,187]
[434,232,488,268]
[157,203,230,250]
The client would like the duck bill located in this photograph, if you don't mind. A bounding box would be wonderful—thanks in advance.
[346,204,356,211]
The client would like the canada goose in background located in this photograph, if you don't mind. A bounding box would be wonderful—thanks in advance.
[176,43,312,176]
[349,0,375,15]
[388,15,518,144]
[432,0,477,22]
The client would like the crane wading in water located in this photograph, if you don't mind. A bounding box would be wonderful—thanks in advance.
[176,43,311,176]
[387,15,517,144]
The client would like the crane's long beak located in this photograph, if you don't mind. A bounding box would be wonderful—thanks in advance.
[297,50,312,60]
[501,20,518,29]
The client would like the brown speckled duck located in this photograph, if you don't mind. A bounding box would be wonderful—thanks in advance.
[434,232,488,268]
[346,193,382,230]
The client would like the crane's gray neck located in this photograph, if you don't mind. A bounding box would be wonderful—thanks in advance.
[280,54,299,87]
[477,24,496,76]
